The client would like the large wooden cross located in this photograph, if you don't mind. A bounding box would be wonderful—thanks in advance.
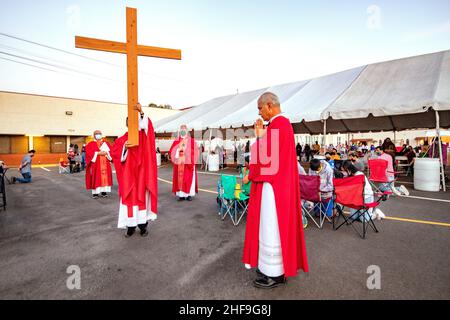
[75,7,181,146]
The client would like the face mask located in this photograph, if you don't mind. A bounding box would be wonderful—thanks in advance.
[95,134,102,140]
[376,152,382,156]
[180,130,187,137]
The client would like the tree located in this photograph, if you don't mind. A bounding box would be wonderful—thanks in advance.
[148,103,172,110]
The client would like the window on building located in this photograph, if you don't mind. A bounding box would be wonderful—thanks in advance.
[33,136,50,154]
[70,136,86,149]
[0,136,11,154]
[50,136,67,153]
[0,135,29,154]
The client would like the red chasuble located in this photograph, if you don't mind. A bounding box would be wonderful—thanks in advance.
[169,136,199,194]
[85,139,113,190]
[242,115,308,277]
[111,118,158,217]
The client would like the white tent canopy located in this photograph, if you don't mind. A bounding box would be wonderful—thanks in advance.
[155,50,450,134]
[323,50,450,119]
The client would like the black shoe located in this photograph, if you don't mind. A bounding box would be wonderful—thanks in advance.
[253,275,286,289]
[138,222,148,237]
[256,268,265,279]
[186,196,192,201]
[101,192,108,198]
[92,194,99,199]
[124,227,136,238]
[177,197,185,201]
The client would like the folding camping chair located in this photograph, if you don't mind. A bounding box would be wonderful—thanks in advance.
[367,159,394,199]
[217,175,248,226]
[332,175,380,239]
[299,174,333,229]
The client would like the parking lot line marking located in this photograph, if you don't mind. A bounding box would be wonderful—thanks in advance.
[398,180,450,188]
[157,177,217,194]
[398,195,450,203]
[384,217,450,227]
[157,177,450,226]
[40,167,51,172]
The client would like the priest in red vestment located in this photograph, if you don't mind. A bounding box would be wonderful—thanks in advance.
[242,92,308,289]
[85,130,113,199]
[111,103,158,238]
[169,125,199,201]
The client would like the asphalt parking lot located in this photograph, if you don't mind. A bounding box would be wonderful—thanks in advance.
[0,164,449,299]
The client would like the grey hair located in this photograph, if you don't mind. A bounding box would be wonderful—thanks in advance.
[258,92,280,107]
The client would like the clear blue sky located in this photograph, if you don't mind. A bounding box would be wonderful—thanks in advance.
[1,0,449,108]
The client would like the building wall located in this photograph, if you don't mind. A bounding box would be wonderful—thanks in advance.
[0,91,179,166]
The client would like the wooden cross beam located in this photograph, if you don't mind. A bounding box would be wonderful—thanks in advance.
[75,7,181,146]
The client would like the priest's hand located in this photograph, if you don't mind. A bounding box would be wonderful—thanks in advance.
[125,141,136,149]
[134,102,143,114]
[254,118,266,138]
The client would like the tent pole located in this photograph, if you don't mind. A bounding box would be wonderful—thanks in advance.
[205,129,212,172]
[435,111,446,192]
[323,119,327,148]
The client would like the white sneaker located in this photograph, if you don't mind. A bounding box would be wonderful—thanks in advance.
[391,186,402,196]
[399,185,410,196]
[375,208,385,220]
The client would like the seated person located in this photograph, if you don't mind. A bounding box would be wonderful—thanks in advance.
[404,146,416,174]
[309,158,334,219]
[330,148,341,160]
[348,151,365,172]
[241,155,251,197]
[374,146,409,196]
[73,154,82,173]
[59,158,70,174]
[341,161,375,222]
[0,160,6,174]
[298,161,308,229]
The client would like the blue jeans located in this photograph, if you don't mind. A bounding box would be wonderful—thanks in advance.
[16,172,32,183]
[314,198,334,217]
[81,153,86,170]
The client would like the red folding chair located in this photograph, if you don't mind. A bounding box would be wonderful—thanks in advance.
[332,175,380,239]
[368,159,394,199]
[300,175,333,229]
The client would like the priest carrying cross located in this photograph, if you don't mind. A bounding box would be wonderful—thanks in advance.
[75,7,181,237]
[112,103,158,237]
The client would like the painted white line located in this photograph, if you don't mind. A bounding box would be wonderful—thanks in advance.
[198,171,237,177]
[157,177,217,194]
[398,180,450,188]
[40,167,51,172]
[397,195,450,203]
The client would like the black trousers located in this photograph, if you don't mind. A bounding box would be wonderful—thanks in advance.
[128,222,148,232]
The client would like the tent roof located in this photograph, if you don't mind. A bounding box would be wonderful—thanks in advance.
[155,50,450,134]
[323,50,450,119]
